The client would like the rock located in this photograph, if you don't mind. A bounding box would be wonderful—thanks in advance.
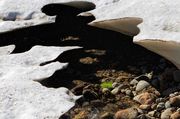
[71,82,88,95]
[0,45,80,119]
[165,101,171,109]
[112,82,119,88]
[100,112,114,119]
[171,111,180,119]
[169,95,180,107]
[91,100,104,107]
[73,110,89,119]
[130,78,139,86]
[133,92,156,105]
[102,88,110,94]
[88,0,180,69]
[136,80,150,92]
[125,89,133,96]
[115,108,138,119]
[111,84,124,95]
[139,104,151,110]
[148,110,156,117]
[156,102,165,111]
[83,89,98,100]
[173,70,180,82]
[161,108,174,119]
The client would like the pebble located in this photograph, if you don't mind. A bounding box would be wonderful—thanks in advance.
[133,92,156,105]
[115,108,138,119]
[111,84,124,95]
[130,78,139,86]
[100,112,114,119]
[125,89,133,96]
[156,98,165,103]
[91,100,104,107]
[173,70,180,82]
[83,89,98,100]
[161,108,174,119]
[148,110,156,117]
[112,82,119,88]
[156,102,165,111]
[139,104,151,110]
[169,95,180,107]
[171,111,180,119]
[165,101,171,109]
[102,88,110,94]
[136,80,150,92]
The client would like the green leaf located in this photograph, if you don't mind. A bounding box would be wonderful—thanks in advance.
[100,82,113,89]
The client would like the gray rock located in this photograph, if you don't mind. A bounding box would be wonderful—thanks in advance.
[111,84,124,95]
[130,78,139,86]
[136,80,150,92]
[157,102,165,111]
[165,101,171,109]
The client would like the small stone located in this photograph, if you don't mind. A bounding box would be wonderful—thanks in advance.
[148,110,156,117]
[112,82,119,88]
[171,111,180,119]
[100,112,114,119]
[169,95,180,107]
[125,89,133,96]
[133,92,156,105]
[73,110,89,119]
[156,98,165,103]
[151,104,157,110]
[136,114,147,119]
[83,89,98,100]
[136,80,150,92]
[130,78,139,86]
[161,108,174,119]
[156,102,165,111]
[165,101,171,109]
[111,84,124,95]
[102,88,110,94]
[91,100,104,107]
[139,104,151,110]
[173,70,180,82]
[115,108,138,119]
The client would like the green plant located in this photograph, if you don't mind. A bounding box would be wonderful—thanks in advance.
[100,81,113,89]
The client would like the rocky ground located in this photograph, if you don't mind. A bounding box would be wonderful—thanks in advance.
[0,22,180,119]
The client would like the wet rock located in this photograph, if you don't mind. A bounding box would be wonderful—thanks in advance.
[100,112,114,119]
[169,95,180,107]
[133,92,156,105]
[115,108,138,119]
[161,108,174,119]
[171,111,180,119]
[102,88,110,94]
[136,80,150,92]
